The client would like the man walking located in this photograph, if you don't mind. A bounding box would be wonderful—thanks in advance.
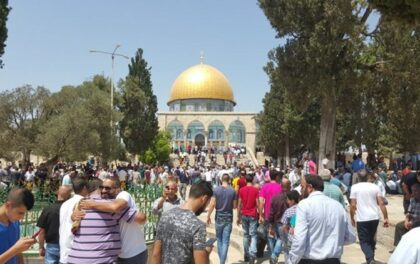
[319,169,345,208]
[37,186,71,263]
[259,170,283,256]
[350,171,389,264]
[176,167,189,200]
[151,181,213,264]
[207,174,237,264]
[288,175,356,264]
[268,178,291,264]
[237,174,261,264]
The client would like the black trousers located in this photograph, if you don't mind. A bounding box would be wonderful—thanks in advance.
[357,220,379,263]
[298,258,340,264]
[403,199,410,214]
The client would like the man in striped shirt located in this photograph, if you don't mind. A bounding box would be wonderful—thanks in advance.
[67,178,146,264]
[80,177,148,263]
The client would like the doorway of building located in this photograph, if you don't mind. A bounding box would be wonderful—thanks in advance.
[195,134,205,147]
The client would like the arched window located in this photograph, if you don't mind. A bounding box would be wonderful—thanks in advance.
[229,120,246,143]
[209,129,214,140]
[176,129,183,139]
[208,120,225,141]
[167,120,184,140]
[187,120,205,140]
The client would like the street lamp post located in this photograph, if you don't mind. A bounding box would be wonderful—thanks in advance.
[90,45,129,158]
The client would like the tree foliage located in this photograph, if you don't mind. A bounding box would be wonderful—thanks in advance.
[259,47,320,159]
[259,0,371,166]
[120,48,158,156]
[369,0,420,25]
[35,76,123,164]
[139,131,171,165]
[259,0,420,162]
[0,0,10,68]
[0,85,50,167]
[371,19,420,152]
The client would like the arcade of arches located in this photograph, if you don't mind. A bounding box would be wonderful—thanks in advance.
[164,118,249,148]
[158,112,256,150]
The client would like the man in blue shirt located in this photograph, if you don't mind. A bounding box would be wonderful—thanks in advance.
[0,188,36,264]
[352,154,365,173]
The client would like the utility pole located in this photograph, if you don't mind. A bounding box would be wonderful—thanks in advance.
[90,45,129,160]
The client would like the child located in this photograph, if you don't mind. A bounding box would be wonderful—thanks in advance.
[280,190,300,259]
[0,188,36,264]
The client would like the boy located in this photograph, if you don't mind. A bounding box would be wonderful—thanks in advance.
[281,190,300,259]
[0,188,36,264]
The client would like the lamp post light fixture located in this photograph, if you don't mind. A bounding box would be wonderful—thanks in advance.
[90,45,129,157]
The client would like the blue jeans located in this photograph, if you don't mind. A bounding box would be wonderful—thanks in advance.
[266,222,282,258]
[264,220,281,257]
[241,215,258,258]
[45,243,60,264]
[215,222,232,264]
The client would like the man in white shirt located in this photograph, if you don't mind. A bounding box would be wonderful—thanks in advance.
[350,171,389,264]
[389,222,420,264]
[205,168,212,185]
[24,168,35,182]
[80,177,148,264]
[217,166,229,186]
[288,175,356,264]
[59,177,89,263]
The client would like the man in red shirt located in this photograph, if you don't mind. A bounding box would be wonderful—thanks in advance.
[237,169,247,191]
[237,174,262,264]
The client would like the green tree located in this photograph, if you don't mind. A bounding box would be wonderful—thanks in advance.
[259,48,321,165]
[371,19,420,152]
[0,85,50,168]
[259,0,371,167]
[369,0,420,25]
[35,76,123,164]
[120,48,158,156]
[36,102,100,164]
[0,0,10,68]
[140,131,171,165]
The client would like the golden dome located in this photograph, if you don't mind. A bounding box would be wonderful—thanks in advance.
[168,63,235,105]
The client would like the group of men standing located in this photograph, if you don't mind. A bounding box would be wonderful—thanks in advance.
[202,162,399,264]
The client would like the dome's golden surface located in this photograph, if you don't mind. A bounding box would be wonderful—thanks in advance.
[168,64,235,104]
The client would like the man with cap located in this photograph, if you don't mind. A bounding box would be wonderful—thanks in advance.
[320,169,346,208]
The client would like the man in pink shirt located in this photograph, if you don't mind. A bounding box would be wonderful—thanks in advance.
[303,152,317,175]
[258,170,283,258]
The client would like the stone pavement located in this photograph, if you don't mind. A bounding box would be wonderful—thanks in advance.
[204,194,405,264]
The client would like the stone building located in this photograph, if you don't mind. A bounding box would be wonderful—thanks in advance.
[157,60,258,152]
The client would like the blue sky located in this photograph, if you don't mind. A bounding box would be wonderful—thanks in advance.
[0,1,280,112]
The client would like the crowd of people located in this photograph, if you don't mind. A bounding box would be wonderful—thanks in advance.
[0,151,420,264]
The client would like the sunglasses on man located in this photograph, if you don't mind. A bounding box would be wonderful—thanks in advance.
[99,186,114,191]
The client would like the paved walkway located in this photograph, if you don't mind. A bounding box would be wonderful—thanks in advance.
[204,194,405,264]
